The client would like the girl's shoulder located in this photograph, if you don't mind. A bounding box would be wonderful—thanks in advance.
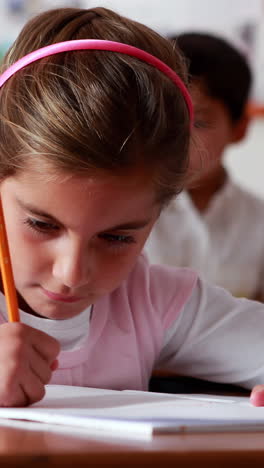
[131,252,198,286]
[120,254,198,328]
[93,255,198,346]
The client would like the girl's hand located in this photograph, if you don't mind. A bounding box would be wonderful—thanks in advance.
[250,385,264,406]
[0,322,60,407]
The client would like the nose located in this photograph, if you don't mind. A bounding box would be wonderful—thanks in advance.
[52,239,91,289]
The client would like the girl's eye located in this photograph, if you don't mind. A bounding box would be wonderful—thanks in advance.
[24,218,59,234]
[98,233,135,245]
[194,119,209,129]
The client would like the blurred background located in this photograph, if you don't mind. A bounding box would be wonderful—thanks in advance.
[1,0,264,197]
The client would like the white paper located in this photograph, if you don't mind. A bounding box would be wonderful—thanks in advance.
[0,385,263,438]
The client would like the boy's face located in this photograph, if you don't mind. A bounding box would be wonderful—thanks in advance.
[189,81,236,184]
[0,166,159,320]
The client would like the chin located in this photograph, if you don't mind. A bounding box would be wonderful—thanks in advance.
[21,299,83,320]
[35,307,81,320]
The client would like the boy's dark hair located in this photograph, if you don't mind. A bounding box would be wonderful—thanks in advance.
[170,32,252,122]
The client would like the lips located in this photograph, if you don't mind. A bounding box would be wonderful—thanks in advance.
[42,288,82,303]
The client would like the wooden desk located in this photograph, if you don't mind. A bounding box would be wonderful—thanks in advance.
[1,421,264,467]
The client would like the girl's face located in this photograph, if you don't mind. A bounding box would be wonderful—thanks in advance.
[0,165,159,320]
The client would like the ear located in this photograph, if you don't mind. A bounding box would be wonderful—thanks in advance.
[230,113,250,143]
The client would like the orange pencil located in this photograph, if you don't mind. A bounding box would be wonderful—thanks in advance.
[0,199,19,322]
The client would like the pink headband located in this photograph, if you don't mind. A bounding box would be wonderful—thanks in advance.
[0,39,193,122]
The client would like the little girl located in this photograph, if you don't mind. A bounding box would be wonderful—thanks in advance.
[0,6,264,408]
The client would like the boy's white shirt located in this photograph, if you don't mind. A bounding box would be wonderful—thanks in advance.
[158,278,264,389]
[146,177,264,300]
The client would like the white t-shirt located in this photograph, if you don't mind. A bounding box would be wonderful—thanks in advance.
[146,178,264,299]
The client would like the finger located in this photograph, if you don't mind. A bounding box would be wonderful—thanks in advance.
[1,323,60,364]
[20,371,46,406]
[30,329,60,364]
[250,386,264,406]
[0,381,29,407]
[29,348,53,385]
[50,359,59,371]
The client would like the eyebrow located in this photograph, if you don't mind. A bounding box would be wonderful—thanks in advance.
[17,199,58,222]
[195,106,210,114]
[106,220,152,231]
[16,199,152,231]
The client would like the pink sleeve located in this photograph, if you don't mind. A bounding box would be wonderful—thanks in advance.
[148,262,198,329]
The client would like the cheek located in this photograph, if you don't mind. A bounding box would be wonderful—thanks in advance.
[7,226,48,280]
[11,242,43,281]
[200,131,218,155]
[95,244,142,288]
[211,120,233,153]
[197,130,228,164]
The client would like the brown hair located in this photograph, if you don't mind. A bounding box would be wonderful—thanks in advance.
[0,7,190,204]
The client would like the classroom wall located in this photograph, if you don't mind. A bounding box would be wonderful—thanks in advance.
[85,0,261,38]
[225,120,264,198]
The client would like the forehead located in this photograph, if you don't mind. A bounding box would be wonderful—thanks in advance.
[191,81,229,119]
[190,81,213,107]
[4,164,158,215]
[13,158,153,187]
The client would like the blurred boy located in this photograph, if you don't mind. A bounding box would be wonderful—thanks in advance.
[146,32,264,300]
